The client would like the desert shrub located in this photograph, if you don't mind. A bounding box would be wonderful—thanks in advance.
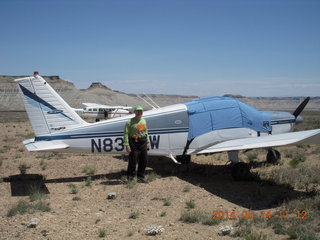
[129,211,139,219]
[127,231,134,237]
[84,177,92,187]
[202,217,223,226]
[272,222,286,235]
[244,232,267,240]
[126,179,137,189]
[160,211,166,217]
[180,210,205,223]
[33,201,50,212]
[264,164,320,191]
[289,153,306,168]
[7,200,50,217]
[7,200,30,217]
[183,185,191,192]
[69,184,78,194]
[232,218,255,238]
[179,210,217,225]
[98,229,107,238]
[284,195,320,213]
[163,199,171,206]
[18,162,30,174]
[40,159,47,170]
[185,200,195,209]
[82,165,96,176]
[29,186,47,202]
[145,172,160,182]
[284,149,294,158]
[246,151,258,162]
[286,225,318,240]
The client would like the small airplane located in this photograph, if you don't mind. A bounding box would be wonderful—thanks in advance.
[74,103,132,121]
[15,73,320,180]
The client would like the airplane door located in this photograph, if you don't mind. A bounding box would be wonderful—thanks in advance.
[169,132,188,156]
[149,134,170,155]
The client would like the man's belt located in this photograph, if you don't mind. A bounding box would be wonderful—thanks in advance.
[131,136,147,143]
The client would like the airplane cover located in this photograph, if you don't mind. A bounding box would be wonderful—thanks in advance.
[185,97,271,140]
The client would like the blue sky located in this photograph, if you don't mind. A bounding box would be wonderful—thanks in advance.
[0,0,319,97]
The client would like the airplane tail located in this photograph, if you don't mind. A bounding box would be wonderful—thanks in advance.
[15,73,87,137]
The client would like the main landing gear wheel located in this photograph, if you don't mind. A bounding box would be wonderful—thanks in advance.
[176,155,191,164]
[266,150,281,164]
[232,162,250,181]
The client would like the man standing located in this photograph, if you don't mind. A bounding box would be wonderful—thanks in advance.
[124,106,150,182]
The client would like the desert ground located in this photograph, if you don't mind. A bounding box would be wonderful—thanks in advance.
[0,111,319,240]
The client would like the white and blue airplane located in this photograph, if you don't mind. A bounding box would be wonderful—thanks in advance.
[15,73,320,180]
[74,103,132,121]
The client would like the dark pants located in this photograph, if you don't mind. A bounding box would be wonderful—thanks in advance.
[127,137,148,179]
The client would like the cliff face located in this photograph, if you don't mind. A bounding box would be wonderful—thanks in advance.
[0,75,196,111]
[0,75,79,110]
[1,75,319,111]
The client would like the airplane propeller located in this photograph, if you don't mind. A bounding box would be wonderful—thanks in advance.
[293,97,310,119]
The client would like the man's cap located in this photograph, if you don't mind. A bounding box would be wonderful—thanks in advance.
[134,106,144,111]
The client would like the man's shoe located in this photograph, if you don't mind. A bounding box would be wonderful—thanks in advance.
[127,176,135,182]
[137,177,147,183]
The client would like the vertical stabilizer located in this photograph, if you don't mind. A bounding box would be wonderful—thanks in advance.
[15,73,87,136]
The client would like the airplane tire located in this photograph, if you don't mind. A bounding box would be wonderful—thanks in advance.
[266,150,281,164]
[232,162,250,181]
[176,155,191,164]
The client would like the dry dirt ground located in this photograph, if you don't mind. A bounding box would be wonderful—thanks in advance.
[0,112,319,240]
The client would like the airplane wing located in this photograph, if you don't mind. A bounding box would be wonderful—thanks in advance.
[82,103,132,110]
[190,129,320,155]
[82,103,106,108]
[23,139,69,152]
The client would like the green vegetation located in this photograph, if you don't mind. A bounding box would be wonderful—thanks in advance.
[29,186,47,202]
[82,165,96,176]
[145,171,160,182]
[185,200,195,209]
[246,151,258,162]
[126,179,137,189]
[18,162,30,174]
[289,153,306,168]
[40,159,47,170]
[98,228,107,238]
[286,225,318,240]
[160,211,167,217]
[7,200,50,217]
[180,210,222,225]
[69,184,78,194]
[129,211,140,219]
[163,199,171,206]
[84,177,92,187]
[244,232,268,240]
[183,185,191,192]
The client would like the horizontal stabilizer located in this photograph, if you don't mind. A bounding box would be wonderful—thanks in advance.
[192,129,320,154]
[23,139,69,152]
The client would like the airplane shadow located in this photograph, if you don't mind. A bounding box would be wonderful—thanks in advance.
[4,156,310,210]
[145,156,309,210]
